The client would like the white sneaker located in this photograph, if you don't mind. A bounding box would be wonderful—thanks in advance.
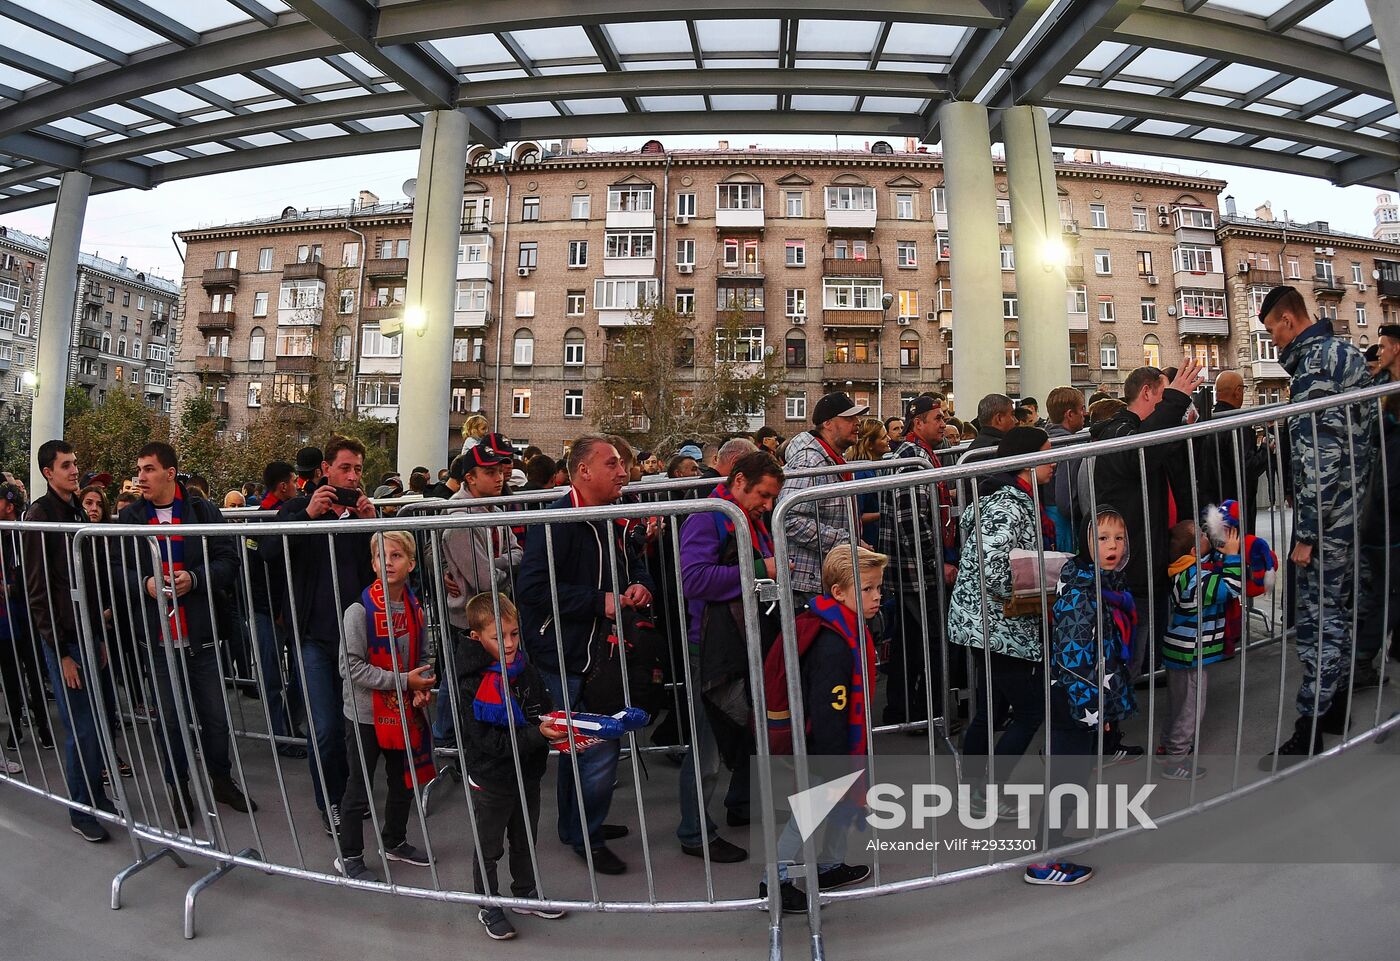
[1,756,21,775]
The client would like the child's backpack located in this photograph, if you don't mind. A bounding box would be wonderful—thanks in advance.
[759,611,828,755]
[583,610,671,716]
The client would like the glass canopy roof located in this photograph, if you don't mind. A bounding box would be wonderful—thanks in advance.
[0,0,1393,212]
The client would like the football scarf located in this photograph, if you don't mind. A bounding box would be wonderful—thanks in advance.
[144,487,189,641]
[709,482,774,562]
[1014,476,1057,553]
[908,435,957,553]
[813,435,853,482]
[807,594,875,755]
[361,581,436,790]
[472,652,529,729]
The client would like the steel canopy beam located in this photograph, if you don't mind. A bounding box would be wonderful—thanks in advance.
[1334,153,1400,188]
[1048,124,1337,181]
[991,0,1149,106]
[949,0,1054,101]
[0,131,151,188]
[504,109,926,141]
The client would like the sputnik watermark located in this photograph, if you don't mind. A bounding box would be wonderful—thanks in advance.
[788,775,1157,843]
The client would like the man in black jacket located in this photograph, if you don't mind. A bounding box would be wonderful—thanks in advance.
[118,442,253,824]
[1199,370,1269,532]
[23,439,114,842]
[517,434,654,876]
[965,394,1016,456]
[1091,361,1204,680]
[259,434,377,832]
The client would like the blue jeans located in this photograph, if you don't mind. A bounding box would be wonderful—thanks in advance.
[541,672,620,853]
[774,799,857,882]
[147,640,232,785]
[432,630,466,745]
[299,639,346,812]
[677,657,750,847]
[251,612,291,739]
[42,645,113,828]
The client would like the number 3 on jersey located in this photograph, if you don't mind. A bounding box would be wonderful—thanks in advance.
[830,685,847,711]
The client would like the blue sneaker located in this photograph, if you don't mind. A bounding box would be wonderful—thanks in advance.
[1023,862,1093,886]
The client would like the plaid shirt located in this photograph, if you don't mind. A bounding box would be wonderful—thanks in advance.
[877,439,956,591]
[779,431,858,594]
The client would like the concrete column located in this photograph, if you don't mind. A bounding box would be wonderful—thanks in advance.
[1367,0,1400,113]
[1004,104,1070,403]
[397,110,469,475]
[30,171,90,496]
[939,101,1005,410]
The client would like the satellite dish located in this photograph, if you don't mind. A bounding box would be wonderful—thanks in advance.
[1374,268,1382,280]
[402,178,417,200]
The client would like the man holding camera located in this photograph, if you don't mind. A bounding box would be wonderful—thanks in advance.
[260,435,377,835]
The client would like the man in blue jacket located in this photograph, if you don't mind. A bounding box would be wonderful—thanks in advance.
[517,435,654,876]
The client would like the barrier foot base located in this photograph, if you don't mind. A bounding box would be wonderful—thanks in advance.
[932,717,961,779]
[423,761,460,817]
[111,846,187,910]
[183,847,257,939]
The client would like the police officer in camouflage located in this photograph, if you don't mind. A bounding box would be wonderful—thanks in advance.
[1258,286,1376,768]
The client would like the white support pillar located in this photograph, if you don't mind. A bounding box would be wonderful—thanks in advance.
[1004,105,1070,403]
[939,101,1006,410]
[30,171,90,496]
[397,110,469,475]
[1367,0,1400,113]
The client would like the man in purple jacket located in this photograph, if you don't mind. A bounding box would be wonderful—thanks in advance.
[676,451,784,863]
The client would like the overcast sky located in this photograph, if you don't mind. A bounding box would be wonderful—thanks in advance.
[2,133,1391,283]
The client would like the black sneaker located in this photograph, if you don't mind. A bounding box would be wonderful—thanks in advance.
[726,810,751,827]
[384,842,432,866]
[37,728,55,751]
[276,743,309,759]
[575,844,626,875]
[72,820,110,843]
[758,880,808,914]
[334,855,379,882]
[1259,717,1326,770]
[1352,662,1389,691]
[211,775,258,813]
[479,908,517,940]
[601,823,629,840]
[816,863,871,891]
[322,803,343,837]
[511,899,567,919]
[169,781,192,830]
[1103,744,1145,767]
[680,836,748,863]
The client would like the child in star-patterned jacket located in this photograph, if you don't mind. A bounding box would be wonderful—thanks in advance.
[1023,508,1139,888]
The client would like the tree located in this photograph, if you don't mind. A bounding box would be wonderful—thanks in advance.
[590,303,785,453]
[63,386,92,428]
[65,391,169,488]
[174,394,220,486]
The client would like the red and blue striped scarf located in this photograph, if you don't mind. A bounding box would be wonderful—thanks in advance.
[144,486,189,640]
[472,652,529,728]
[806,595,875,755]
[361,581,436,790]
[908,435,956,552]
[1099,584,1137,662]
[709,482,774,561]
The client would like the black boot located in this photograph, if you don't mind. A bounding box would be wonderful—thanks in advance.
[1258,716,1326,771]
[211,775,258,813]
[1318,697,1350,736]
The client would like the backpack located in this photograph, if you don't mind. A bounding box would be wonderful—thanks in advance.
[758,611,827,755]
[582,609,671,716]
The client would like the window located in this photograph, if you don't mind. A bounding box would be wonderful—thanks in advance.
[462,197,492,227]
[1178,289,1227,318]
[1004,330,1020,369]
[522,196,540,221]
[785,191,804,218]
[104,311,111,326]
[1352,261,1364,284]
[1100,334,1119,369]
[824,279,883,309]
[120,315,129,331]
[1098,297,1115,322]
[1094,249,1112,274]
[897,289,919,318]
[1089,203,1107,229]
[1175,208,1215,229]
[784,240,805,267]
[512,388,531,417]
[896,193,915,220]
[785,394,807,421]
[1357,303,1368,326]
[276,329,315,356]
[17,314,28,337]
[676,193,696,218]
[1314,258,1334,283]
[676,335,695,367]
[897,241,917,268]
[717,184,762,209]
[564,328,586,366]
[717,286,764,311]
[456,281,488,312]
[786,288,807,317]
[564,389,584,418]
[567,290,586,316]
[1002,294,1018,320]
[253,291,268,317]
[827,334,873,363]
[248,327,265,361]
[568,240,588,268]
[996,199,1011,226]
[341,242,359,267]
[935,232,950,260]
[785,333,806,368]
[1132,206,1148,231]
[358,325,401,357]
[518,242,538,269]
[461,240,487,263]
[1140,297,1158,324]
[515,290,536,317]
[608,186,654,212]
[594,278,659,310]
[717,326,764,363]
[824,186,876,210]
[205,335,228,356]
[513,329,534,366]
[1137,251,1154,276]
[1000,245,1015,270]
[899,331,920,368]
[932,187,947,214]
[357,380,400,408]
[676,238,695,267]
[1175,244,1217,273]
[338,289,355,314]
[258,247,273,271]
[1142,334,1161,368]
[279,279,324,311]
[1287,257,1300,278]
[117,338,126,357]
[247,381,262,407]
[331,325,352,362]
[571,194,591,219]
[295,244,322,264]
[604,231,655,259]
[107,286,115,303]
[114,363,123,382]
[1252,331,1279,362]
[675,289,695,315]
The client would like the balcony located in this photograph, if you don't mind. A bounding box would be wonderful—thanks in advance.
[454,308,491,329]
[364,257,409,280]
[1065,265,1086,283]
[822,309,885,329]
[457,244,493,280]
[717,256,764,281]
[201,267,239,288]
[825,207,877,231]
[715,207,764,231]
[822,361,879,382]
[194,355,233,375]
[1071,363,1093,385]
[1243,267,1285,287]
[84,288,105,305]
[1312,274,1345,299]
[1068,312,1089,332]
[460,217,492,233]
[1379,277,1400,301]
[822,257,882,278]
[196,311,236,332]
[605,207,655,230]
[940,363,954,382]
[361,303,405,322]
[1174,269,1225,291]
[283,261,325,281]
[452,360,486,380]
[76,369,98,387]
[1177,315,1231,337]
[603,255,657,278]
[276,355,318,373]
[144,380,166,396]
[1252,358,1287,380]
[212,401,230,421]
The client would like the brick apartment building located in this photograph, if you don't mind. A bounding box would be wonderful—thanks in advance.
[174,141,1247,454]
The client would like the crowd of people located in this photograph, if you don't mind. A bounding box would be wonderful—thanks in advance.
[2,284,1397,931]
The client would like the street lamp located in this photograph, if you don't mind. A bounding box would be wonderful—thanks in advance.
[880,292,894,418]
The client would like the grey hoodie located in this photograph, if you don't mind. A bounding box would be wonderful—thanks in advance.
[440,488,523,630]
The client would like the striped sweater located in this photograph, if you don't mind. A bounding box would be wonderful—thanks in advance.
[1164,551,1242,669]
